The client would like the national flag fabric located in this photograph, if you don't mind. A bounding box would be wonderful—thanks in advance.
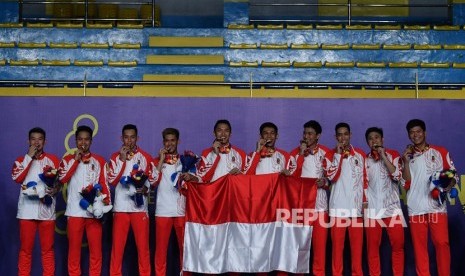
[183,173,317,273]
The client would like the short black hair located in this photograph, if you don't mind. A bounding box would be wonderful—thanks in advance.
[75,125,93,139]
[29,127,46,139]
[162,128,180,140]
[365,127,383,142]
[214,119,231,132]
[122,124,138,136]
[260,122,278,134]
[335,122,350,134]
[406,119,426,132]
[303,120,322,134]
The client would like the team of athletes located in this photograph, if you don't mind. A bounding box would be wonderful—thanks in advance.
[12,118,457,276]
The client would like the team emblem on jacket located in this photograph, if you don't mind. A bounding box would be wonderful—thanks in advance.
[231,156,235,162]
[277,158,280,164]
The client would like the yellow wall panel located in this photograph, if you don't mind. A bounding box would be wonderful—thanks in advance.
[318,0,347,16]
[149,36,224,47]
[146,55,224,65]
[319,0,408,17]
[143,74,224,81]
[352,0,408,17]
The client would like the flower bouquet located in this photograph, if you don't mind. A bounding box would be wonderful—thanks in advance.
[120,164,148,207]
[79,183,112,218]
[171,150,200,190]
[429,169,458,205]
[38,165,59,205]
[22,165,59,206]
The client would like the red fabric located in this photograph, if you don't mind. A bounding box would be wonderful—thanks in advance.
[154,216,191,276]
[67,217,102,276]
[186,174,317,225]
[110,212,151,276]
[366,217,404,276]
[409,213,450,276]
[18,219,55,276]
[312,211,329,276]
[330,217,364,276]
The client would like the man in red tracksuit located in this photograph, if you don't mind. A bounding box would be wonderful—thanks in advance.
[194,119,246,275]
[324,122,367,276]
[151,128,194,276]
[401,119,457,276]
[12,127,60,276]
[244,121,296,176]
[107,124,152,276]
[244,121,297,276]
[196,119,247,183]
[290,120,330,276]
[365,127,404,276]
[58,125,111,276]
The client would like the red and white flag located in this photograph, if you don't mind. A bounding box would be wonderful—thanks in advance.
[183,173,317,273]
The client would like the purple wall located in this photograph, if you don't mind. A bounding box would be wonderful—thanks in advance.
[1,97,464,275]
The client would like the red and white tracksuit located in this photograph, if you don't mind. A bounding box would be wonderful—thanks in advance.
[325,145,367,276]
[58,152,110,276]
[366,149,404,276]
[12,152,60,276]
[151,156,194,276]
[244,148,296,176]
[107,149,152,276]
[402,145,457,276]
[291,144,330,276]
[196,145,247,182]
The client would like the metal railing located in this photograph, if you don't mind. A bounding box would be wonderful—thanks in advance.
[249,0,453,25]
[1,79,464,90]
[19,0,159,27]
[18,0,454,27]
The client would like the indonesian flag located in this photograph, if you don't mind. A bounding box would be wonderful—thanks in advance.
[183,173,317,273]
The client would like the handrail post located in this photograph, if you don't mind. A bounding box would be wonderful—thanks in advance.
[85,0,88,27]
[348,0,351,26]
[152,0,155,27]
[18,0,23,23]
[448,0,453,25]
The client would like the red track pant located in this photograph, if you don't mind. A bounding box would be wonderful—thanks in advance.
[18,219,55,276]
[67,217,102,276]
[330,217,364,276]
[110,212,151,276]
[365,216,405,276]
[154,216,191,276]
[409,213,450,276]
[311,211,329,276]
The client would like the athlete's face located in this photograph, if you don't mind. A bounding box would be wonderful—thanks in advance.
[302,127,320,147]
[76,131,92,153]
[261,127,278,148]
[214,123,231,145]
[366,131,384,150]
[28,132,45,153]
[335,127,351,147]
[408,126,426,146]
[163,134,179,154]
[121,129,138,150]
